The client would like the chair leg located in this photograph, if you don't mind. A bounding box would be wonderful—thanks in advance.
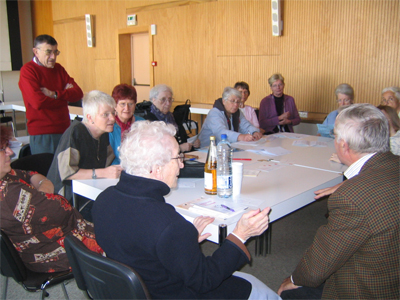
[2,276,9,300]
[41,288,50,299]
[61,282,69,300]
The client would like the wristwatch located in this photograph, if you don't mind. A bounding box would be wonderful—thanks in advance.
[92,168,97,179]
[54,91,58,99]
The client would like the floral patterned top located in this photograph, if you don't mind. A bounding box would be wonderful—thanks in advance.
[0,169,103,273]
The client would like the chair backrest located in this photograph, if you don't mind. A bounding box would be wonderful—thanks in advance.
[11,153,54,176]
[18,144,31,158]
[0,230,27,282]
[64,235,151,299]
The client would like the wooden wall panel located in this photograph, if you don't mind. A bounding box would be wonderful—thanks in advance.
[31,0,53,38]
[46,0,399,116]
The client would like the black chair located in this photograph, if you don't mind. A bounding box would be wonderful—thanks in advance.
[18,143,32,158]
[0,230,73,300]
[1,109,16,136]
[64,235,151,300]
[11,152,54,176]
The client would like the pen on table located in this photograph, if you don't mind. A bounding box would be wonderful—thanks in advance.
[221,204,235,212]
[233,158,252,161]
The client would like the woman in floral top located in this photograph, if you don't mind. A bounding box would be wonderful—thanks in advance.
[0,127,103,273]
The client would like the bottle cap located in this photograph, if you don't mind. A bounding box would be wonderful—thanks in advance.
[210,136,215,140]
[221,134,227,140]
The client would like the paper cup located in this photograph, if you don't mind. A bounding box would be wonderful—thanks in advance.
[232,162,243,196]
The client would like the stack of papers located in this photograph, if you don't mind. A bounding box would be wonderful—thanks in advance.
[177,197,248,219]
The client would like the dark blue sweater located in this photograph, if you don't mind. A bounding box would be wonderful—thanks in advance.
[92,172,252,299]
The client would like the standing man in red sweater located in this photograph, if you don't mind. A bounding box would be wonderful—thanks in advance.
[19,34,83,154]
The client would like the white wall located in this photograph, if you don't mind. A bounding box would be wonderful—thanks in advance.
[0,0,11,71]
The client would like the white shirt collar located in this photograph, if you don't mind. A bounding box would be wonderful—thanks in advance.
[344,152,376,179]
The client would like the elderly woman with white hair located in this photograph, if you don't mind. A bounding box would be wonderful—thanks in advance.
[48,90,122,203]
[322,83,355,126]
[198,87,263,147]
[92,120,279,300]
[381,86,400,118]
[145,84,199,152]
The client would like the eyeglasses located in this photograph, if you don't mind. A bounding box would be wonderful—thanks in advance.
[0,142,10,152]
[271,83,284,88]
[118,102,135,108]
[99,111,116,118]
[171,153,184,164]
[156,97,174,104]
[37,48,61,56]
[225,99,242,105]
[337,98,352,104]
[381,97,397,104]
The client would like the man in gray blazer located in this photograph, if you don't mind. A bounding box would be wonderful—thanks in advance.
[278,104,399,299]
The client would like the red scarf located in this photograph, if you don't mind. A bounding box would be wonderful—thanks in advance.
[115,115,134,142]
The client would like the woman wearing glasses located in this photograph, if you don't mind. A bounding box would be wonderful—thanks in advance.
[47,90,122,206]
[259,73,301,134]
[322,83,355,126]
[109,84,144,165]
[0,126,104,272]
[381,86,400,118]
[198,87,262,147]
[145,84,200,152]
[93,121,278,300]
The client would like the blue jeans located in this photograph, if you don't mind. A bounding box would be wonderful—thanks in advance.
[30,134,62,154]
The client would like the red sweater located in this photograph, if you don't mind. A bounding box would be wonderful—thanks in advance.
[19,61,83,135]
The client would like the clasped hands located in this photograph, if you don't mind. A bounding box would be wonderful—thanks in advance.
[278,112,292,125]
[238,131,263,142]
[40,83,74,98]
[193,207,271,243]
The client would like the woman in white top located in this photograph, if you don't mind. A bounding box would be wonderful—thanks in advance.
[234,81,264,133]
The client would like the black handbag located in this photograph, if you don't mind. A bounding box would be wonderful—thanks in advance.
[178,160,204,178]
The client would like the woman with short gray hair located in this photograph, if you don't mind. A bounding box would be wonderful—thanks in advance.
[145,84,200,152]
[322,83,355,127]
[48,90,122,206]
[198,87,262,146]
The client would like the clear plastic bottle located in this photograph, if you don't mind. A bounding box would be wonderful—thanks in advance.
[217,134,233,198]
[204,136,217,195]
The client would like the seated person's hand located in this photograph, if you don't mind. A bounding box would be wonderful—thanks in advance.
[278,112,290,121]
[233,207,271,242]
[330,153,341,163]
[314,182,344,200]
[64,83,74,89]
[278,277,300,296]
[238,134,254,142]
[179,142,192,153]
[252,132,263,140]
[101,165,122,178]
[193,216,215,243]
[193,138,201,149]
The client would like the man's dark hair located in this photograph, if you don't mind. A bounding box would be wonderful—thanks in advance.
[234,81,250,96]
[34,35,58,48]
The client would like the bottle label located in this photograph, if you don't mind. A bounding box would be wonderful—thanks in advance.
[217,175,232,189]
[204,172,213,189]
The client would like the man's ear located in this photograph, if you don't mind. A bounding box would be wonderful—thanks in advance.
[341,139,350,155]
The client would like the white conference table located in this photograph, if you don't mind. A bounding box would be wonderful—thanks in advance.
[0,101,84,129]
[189,103,212,124]
[72,133,346,243]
